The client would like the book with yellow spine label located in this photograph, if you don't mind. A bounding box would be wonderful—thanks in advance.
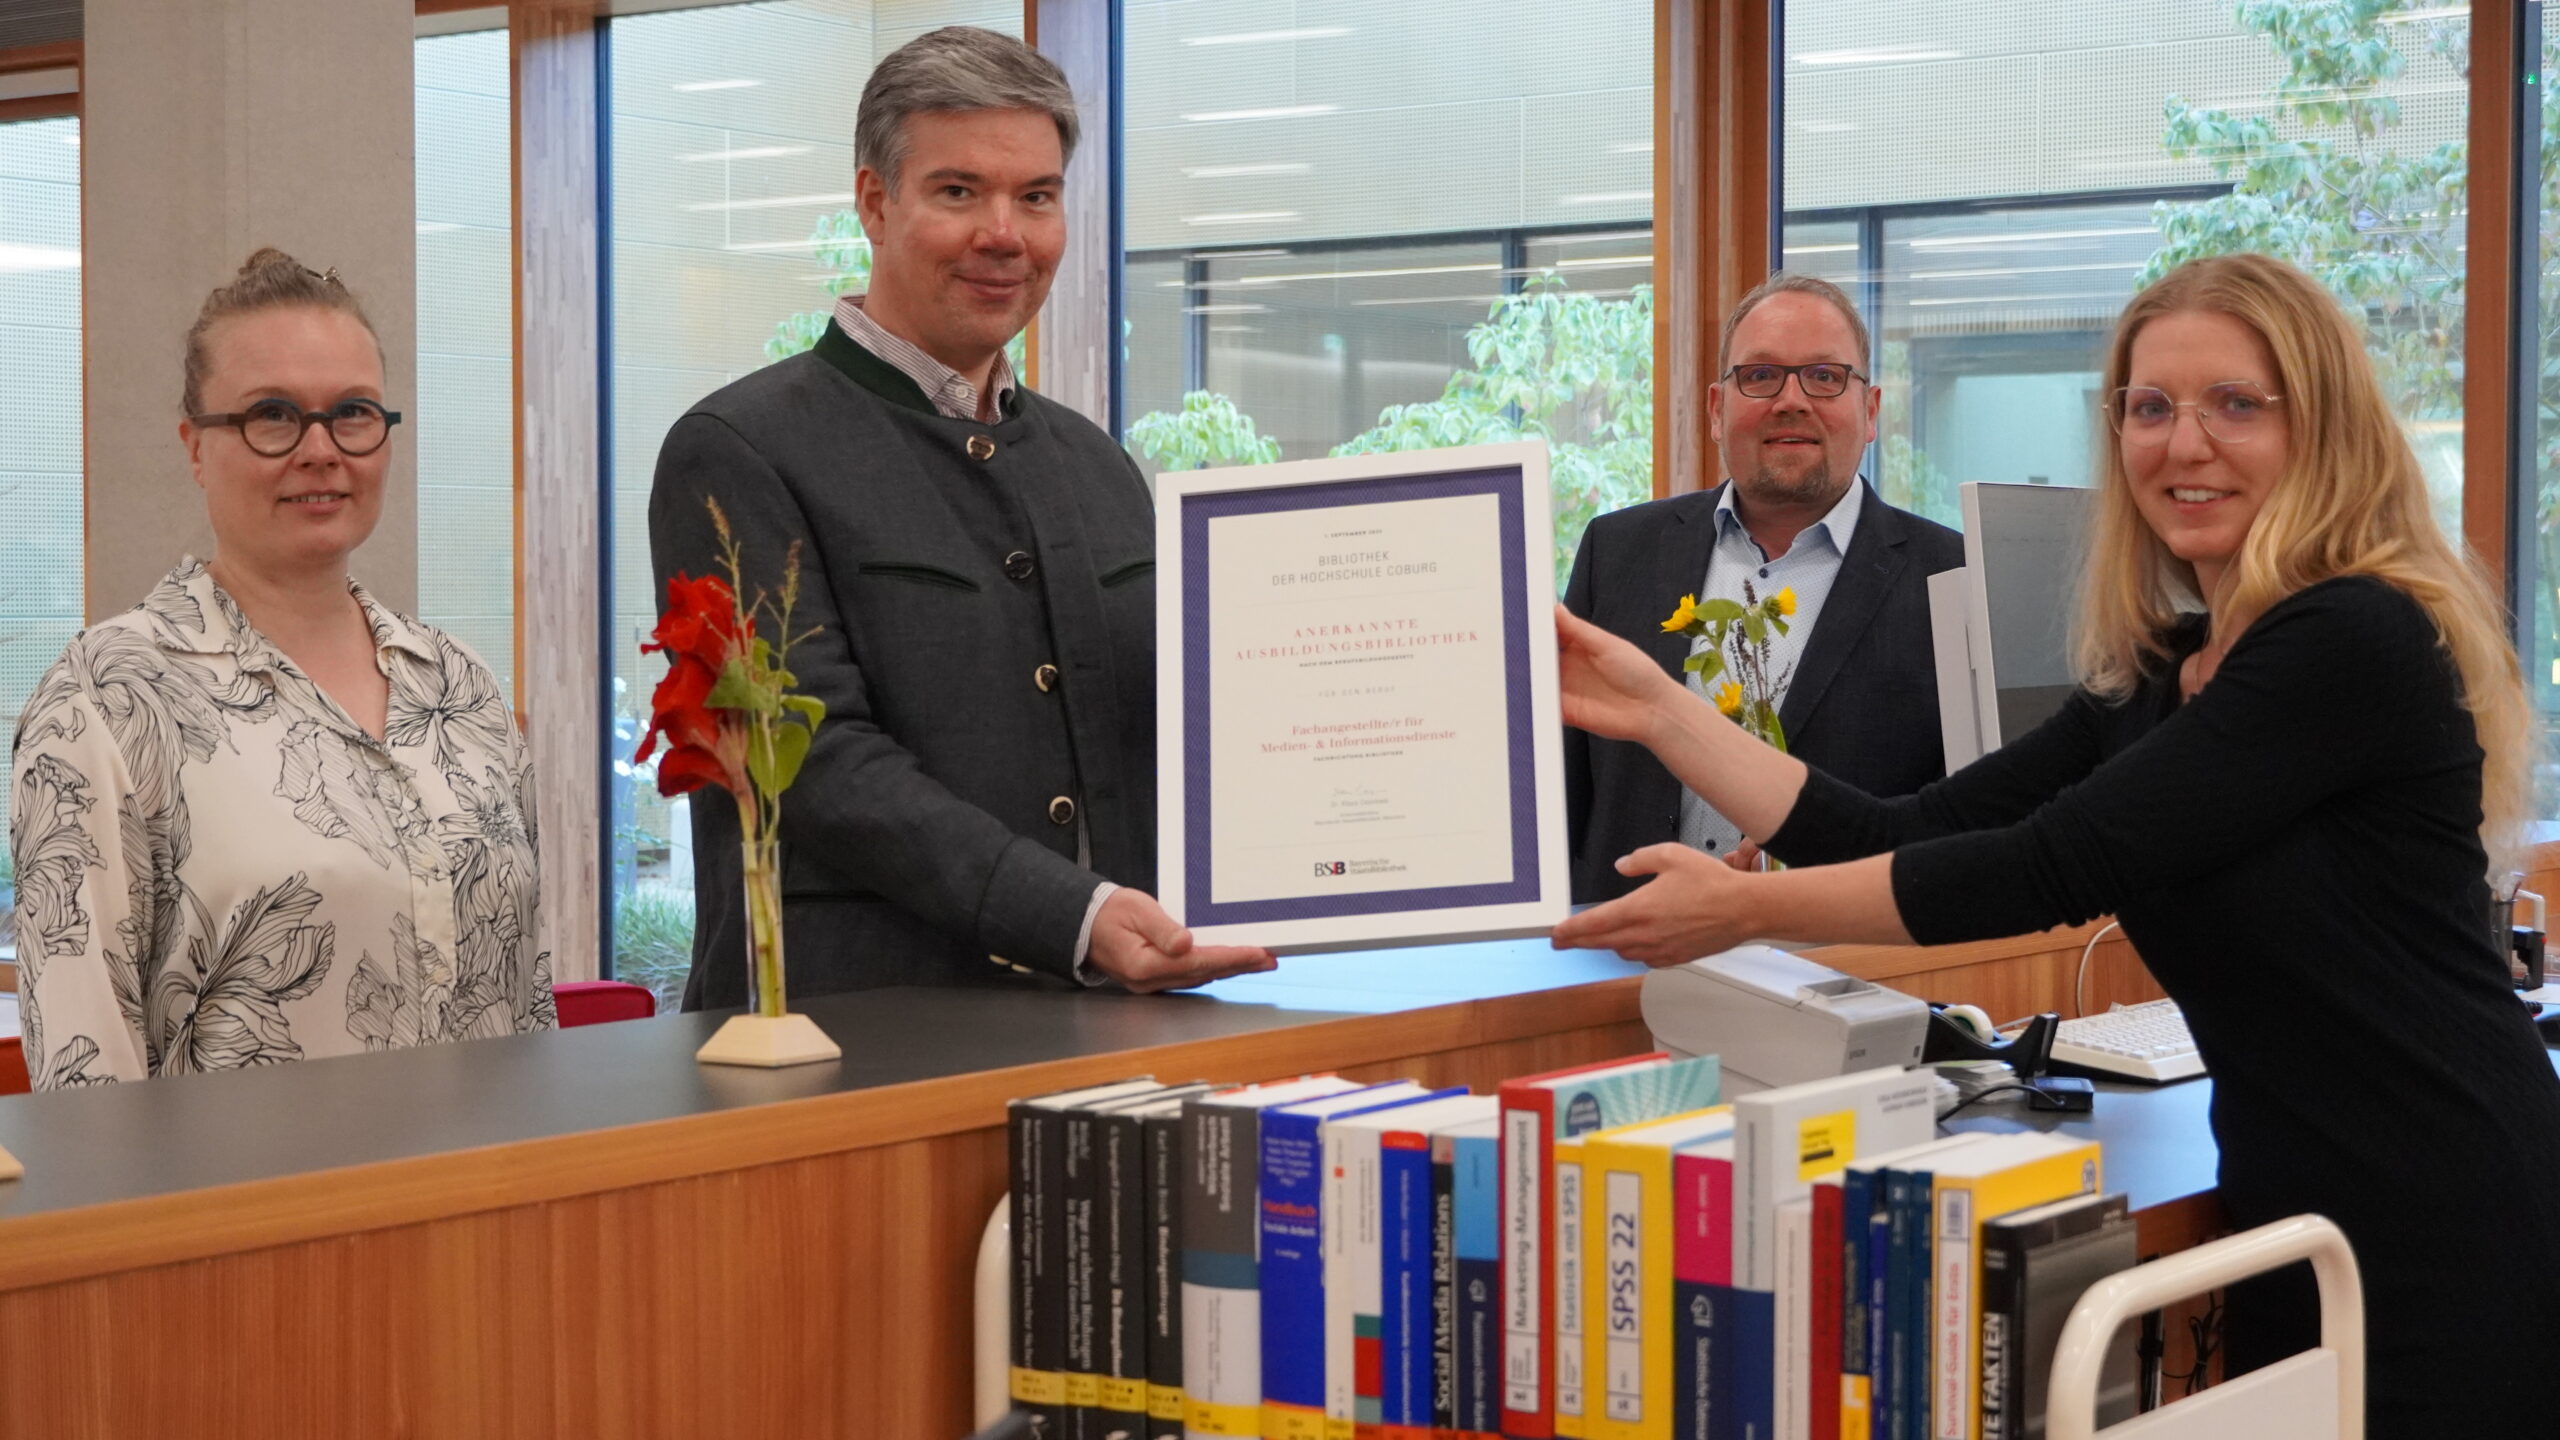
[1925,1134,2101,1440]
[1554,1136,1588,1439]
[1012,1078,1170,1437]
[1577,1105,1735,1440]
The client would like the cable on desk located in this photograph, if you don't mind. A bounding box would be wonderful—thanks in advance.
[1940,1082,2078,1118]
[2075,919,2123,1018]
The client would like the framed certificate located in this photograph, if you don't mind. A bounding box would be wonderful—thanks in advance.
[1155,441,1569,953]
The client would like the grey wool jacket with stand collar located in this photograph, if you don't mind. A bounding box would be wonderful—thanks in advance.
[648,319,1157,1006]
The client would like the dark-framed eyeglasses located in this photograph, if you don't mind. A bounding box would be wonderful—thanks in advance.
[1722,361,1868,400]
[190,397,402,457]
[2103,381,2285,445]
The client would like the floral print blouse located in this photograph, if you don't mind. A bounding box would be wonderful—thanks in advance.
[9,558,553,1088]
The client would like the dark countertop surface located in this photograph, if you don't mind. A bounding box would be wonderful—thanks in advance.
[13,933,2511,1230]
[0,938,1640,1223]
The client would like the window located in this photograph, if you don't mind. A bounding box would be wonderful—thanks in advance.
[416,25,517,701]
[0,115,81,886]
[1120,0,1656,586]
[2529,7,2560,816]
[1782,1,2468,532]
[603,0,1020,1004]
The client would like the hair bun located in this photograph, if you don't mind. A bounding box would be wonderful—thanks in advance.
[238,246,302,277]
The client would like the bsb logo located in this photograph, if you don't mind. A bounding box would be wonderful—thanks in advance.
[1312,861,1347,876]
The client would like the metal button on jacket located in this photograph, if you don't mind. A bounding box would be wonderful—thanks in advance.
[1047,796,1076,826]
[1034,663,1060,693]
[1004,550,1036,582]
[966,434,997,461]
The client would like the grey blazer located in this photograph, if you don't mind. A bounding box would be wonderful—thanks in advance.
[1561,479,1965,903]
[649,327,1156,1003]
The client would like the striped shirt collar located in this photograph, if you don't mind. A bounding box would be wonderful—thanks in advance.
[830,293,1017,423]
[1712,474,1866,562]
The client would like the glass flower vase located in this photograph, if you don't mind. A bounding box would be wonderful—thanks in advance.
[693,807,842,1069]
[741,831,788,1019]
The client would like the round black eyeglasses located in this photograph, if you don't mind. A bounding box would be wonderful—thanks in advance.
[190,398,402,458]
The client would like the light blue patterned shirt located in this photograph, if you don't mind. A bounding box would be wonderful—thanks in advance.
[1678,477,1866,856]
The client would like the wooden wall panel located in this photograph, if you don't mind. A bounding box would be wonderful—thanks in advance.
[511,1,604,984]
[2464,0,2518,589]
[1653,0,1774,498]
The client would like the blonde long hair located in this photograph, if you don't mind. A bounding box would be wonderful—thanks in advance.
[2074,252,2535,863]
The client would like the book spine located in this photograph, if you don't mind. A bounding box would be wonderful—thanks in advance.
[1930,1183,1973,1440]
[1102,1112,1152,1440]
[1010,1102,1070,1435]
[1555,1144,1589,1438]
[1669,1149,1732,1440]
[1067,1109,1105,1439]
[1147,1111,1187,1440]
[1810,1186,1842,1440]
[1593,1161,1644,1440]
[1774,1203,1809,1440]
[1499,1091,1558,1437]
[1883,1171,1930,1440]
[1261,1110,1330,1440]
[1346,1127,1390,1440]
[1379,1132,1436,1440]
[1975,1228,2025,1440]
[1430,1134,1461,1436]
[1181,1102,1268,1440]
[1455,1133,1503,1440]
[1838,1172,1873,1440]
[1731,1106,1766,1291]
[1321,1123,1358,1440]
[1864,1206,1890,1440]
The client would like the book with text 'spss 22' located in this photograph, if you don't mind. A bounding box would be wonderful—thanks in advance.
[1500,1055,1721,1439]
[1575,1106,1733,1440]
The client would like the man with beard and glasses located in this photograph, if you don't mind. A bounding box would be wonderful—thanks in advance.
[1562,272,1964,902]
[649,27,1272,1003]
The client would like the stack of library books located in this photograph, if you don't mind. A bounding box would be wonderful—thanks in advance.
[1005,1058,2137,1440]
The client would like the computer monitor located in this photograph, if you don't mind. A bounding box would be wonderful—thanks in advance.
[1929,482,2092,771]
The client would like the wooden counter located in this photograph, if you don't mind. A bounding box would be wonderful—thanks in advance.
[0,929,2185,1439]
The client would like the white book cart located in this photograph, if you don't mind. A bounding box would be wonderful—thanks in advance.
[2049,1214,2364,1440]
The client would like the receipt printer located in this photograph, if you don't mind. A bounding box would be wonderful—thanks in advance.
[1639,945,1930,1094]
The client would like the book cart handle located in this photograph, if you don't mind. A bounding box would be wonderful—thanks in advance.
[2047,1213,2363,1440]
[975,1194,1013,1431]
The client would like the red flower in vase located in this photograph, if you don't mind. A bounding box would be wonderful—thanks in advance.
[635,572,751,798]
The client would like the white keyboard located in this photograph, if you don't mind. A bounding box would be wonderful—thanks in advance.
[2048,999,2205,1083]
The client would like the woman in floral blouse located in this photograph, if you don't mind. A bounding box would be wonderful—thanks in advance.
[7,249,552,1087]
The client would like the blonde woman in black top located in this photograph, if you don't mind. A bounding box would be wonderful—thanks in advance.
[1552,253,2560,1434]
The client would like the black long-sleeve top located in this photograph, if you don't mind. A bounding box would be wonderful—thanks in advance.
[1769,575,2560,1434]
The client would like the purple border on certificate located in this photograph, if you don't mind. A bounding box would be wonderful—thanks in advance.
[1180,465,1539,926]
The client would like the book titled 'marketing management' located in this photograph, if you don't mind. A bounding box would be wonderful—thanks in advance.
[1498,1054,1720,1439]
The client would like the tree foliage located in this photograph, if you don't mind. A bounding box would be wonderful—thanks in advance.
[2141,0,2467,462]
[1330,274,1654,588]
[1125,390,1283,469]
[763,209,1027,377]
[766,210,875,362]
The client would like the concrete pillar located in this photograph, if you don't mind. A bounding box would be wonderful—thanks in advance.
[82,0,417,619]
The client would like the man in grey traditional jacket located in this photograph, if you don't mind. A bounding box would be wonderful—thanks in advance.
[650,27,1273,1004]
